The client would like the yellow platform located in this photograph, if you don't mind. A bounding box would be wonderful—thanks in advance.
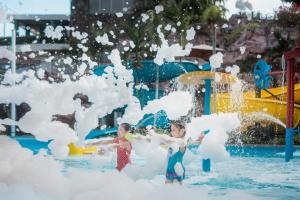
[68,143,97,155]
[179,72,300,128]
[179,71,238,85]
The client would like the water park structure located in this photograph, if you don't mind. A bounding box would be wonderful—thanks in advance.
[1,1,300,200]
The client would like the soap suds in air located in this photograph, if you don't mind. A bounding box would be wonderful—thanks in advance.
[141,13,149,22]
[240,46,246,55]
[209,52,223,69]
[44,25,64,40]
[153,26,192,65]
[155,5,164,14]
[186,27,196,41]
[116,12,123,18]
[186,113,241,161]
[95,33,113,46]
[0,49,135,157]
[120,91,193,125]
[225,65,240,76]
[0,10,254,200]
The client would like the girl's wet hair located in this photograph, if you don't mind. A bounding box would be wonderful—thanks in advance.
[120,123,131,132]
[171,121,186,136]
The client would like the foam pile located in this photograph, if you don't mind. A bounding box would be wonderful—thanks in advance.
[186,113,241,161]
[120,91,193,125]
[0,136,262,200]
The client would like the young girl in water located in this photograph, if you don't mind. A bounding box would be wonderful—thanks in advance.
[163,123,205,184]
[139,122,188,183]
[164,122,187,184]
[88,123,132,171]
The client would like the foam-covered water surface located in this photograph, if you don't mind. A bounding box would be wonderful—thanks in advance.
[61,146,300,200]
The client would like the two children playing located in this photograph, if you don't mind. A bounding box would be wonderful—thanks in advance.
[88,121,203,183]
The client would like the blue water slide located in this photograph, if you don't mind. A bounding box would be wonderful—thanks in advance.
[14,136,50,154]
[85,127,118,140]
[134,88,165,108]
[93,60,208,83]
[86,60,208,139]
[12,60,208,151]
[136,110,170,129]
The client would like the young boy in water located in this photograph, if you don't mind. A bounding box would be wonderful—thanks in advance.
[88,123,132,171]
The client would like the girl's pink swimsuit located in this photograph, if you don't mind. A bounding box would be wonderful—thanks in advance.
[113,137,132,171]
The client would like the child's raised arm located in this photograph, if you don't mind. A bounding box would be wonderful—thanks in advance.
[148,130,184,145]
[86,139,114,146]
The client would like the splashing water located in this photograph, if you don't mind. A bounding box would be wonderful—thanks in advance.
[242,112,286,128]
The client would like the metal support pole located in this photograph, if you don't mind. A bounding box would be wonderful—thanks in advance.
[202,24,217,172]
[10,29,16,137]
[204,79,212,115]
[153,64,159,129]
[202,79,212,172]
[212,25,217,113]
[285,58,295,162]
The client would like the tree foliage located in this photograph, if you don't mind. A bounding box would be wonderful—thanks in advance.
[82,0,226,68]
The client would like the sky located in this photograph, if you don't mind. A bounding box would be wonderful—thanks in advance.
[0,0,286,15]
[0,0,288,36]
[0,0,71,14]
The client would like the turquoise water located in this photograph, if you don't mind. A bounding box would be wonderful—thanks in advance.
[61,146,300,199]
[15,137,300,199]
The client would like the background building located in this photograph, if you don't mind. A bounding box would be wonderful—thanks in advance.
[71,0,149,32]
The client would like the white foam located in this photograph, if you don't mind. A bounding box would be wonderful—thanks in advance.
[186,27,195,41]
[141,13,149,22]
[187,113,241,161]
[44,25,64,40]
[155,5,164,14]
[209,52,223,69]
[95,33,113,46]
[0,47,16,61]
[120,91,193,125]
[153,25,192,65]
[0,50,135,156]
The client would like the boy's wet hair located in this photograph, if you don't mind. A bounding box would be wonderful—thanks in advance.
[120,123,131,132]
[171,121,186,136]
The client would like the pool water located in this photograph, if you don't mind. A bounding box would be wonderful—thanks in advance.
[61,146,300,200]
[15,137,300,199]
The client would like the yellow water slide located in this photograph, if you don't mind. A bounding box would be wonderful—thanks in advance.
[179,72,300,128]
[243,84,300,104]
[213,93,300,128]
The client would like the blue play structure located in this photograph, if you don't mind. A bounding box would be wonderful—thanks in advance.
[202,79,212,172]
[87,60,206,139]
[94,60,209,83]
[253,59,272,90]
[85,127,118,140]
[14,136,50,154]
[14,60,208,155]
